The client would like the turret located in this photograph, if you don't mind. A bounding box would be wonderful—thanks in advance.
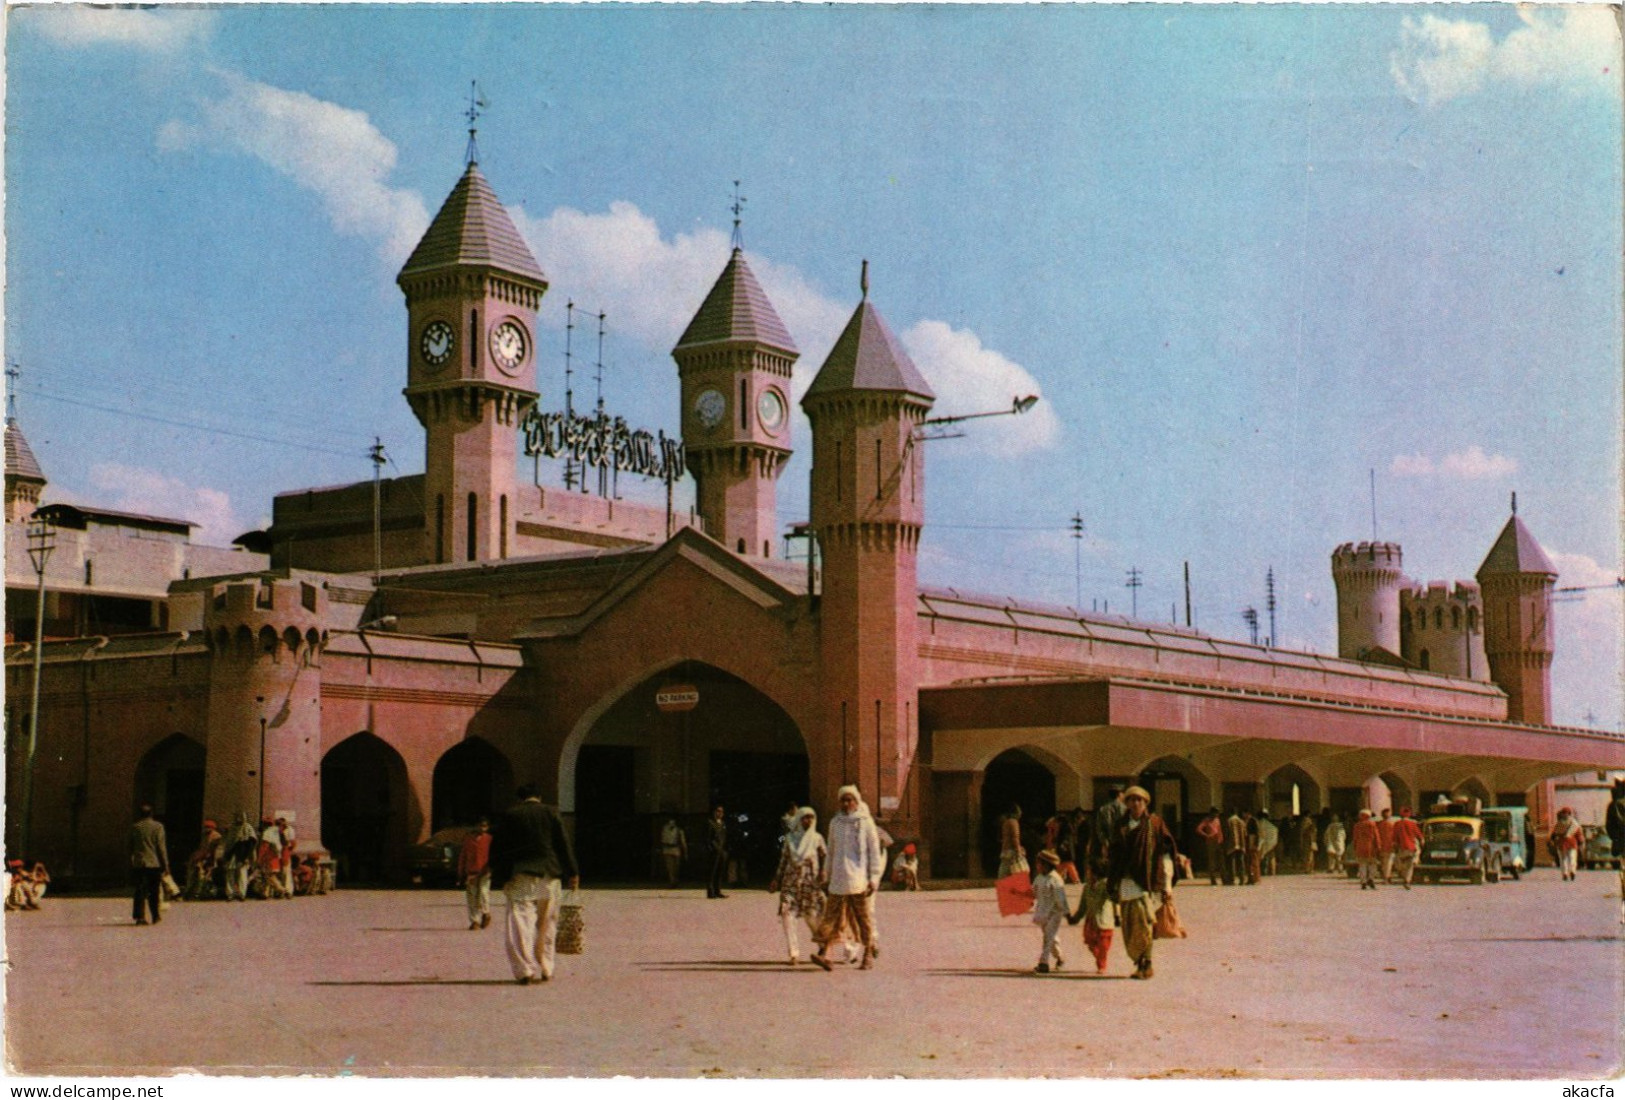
[1477,506,1557,724]
[5,417,45,525]
[803,263,934,820]
[1331,541,1406,661]
[673,248,798,558]
[1400,580,1489,680]
[201,577,329,836]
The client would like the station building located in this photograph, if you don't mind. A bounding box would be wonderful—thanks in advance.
[7,159,1622,886]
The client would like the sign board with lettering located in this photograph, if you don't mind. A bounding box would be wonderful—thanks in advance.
[655,684,700,713]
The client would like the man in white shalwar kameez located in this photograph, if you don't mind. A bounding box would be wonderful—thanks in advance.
[811,785,885,971]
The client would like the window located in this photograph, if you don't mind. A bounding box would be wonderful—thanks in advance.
[1419,649,1430,670]
[1434,608,1444,630]
[1452,606,1461,630]
[467,492,478,562]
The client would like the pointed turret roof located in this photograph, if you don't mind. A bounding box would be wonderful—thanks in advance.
[1477,514,1557,579]
[674,249,797,353]
[398,163,546,284]
[5,419,44,484]
[804,297,934,402]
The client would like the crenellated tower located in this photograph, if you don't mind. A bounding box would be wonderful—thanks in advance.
[1331,541,1406,661]
[1400,580,1489,680]
[399,161,547,565]
[1477,505,1558,724]
[201,577,328,835]
[673,248,798,558]
[803,264,934,821]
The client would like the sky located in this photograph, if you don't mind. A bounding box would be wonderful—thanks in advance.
[4,2,1621,729]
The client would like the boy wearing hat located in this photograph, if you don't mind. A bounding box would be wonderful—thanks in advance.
[1031,848,1069,973]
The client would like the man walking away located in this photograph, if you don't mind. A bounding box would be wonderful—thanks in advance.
[1376,807,1397,884]
[706,805,729,898]
[1352,809,1381,890]
[1197,809,1225,885]
[1225,808,1247,885]
[490,784,580,984]
[458,818,493,929]
[129,804,169,925]
[1392,807,1423,889]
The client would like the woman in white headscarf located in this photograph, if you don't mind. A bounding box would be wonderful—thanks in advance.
[769,806,826,965]
[811,785,885,971]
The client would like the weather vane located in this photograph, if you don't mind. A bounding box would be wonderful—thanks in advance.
[730,180,747,251]
[465,80,489,166]
[5,361,18,426]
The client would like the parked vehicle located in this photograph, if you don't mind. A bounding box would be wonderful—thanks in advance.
[1479,806,1530,880]
[1416,815,1503,884]
[1582,824,1620,870]
[407,825,477,886]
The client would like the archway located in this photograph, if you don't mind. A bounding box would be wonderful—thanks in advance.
[1375,771,1412,816]
[1266,763,1323,817]
[1138,754,1213,860]
[980,748,1057,878]
[321,732,412,885]
[431,738,514,832]
[566,661,807,882]
[134,734,205,873]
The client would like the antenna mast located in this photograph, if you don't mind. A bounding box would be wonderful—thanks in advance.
[730,180,746,251]
[5,361,19,426]
[1126,566,1142,619]
[595,312,608,498]
[1070,513,1084,610]
[563,302,582,491]
[1266,566,1277,648]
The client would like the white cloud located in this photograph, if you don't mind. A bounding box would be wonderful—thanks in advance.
[516,200,1057,455]
[1390,445,1517,480]
[160,72,429,265]
[87,463,247,548]
[29,6,216,53]
[1392,8,1620,104]
[901,321,1059,456]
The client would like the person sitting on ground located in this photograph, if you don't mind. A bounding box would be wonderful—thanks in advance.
[891,843,919,890]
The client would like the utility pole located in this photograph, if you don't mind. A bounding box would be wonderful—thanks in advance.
[1126,567,1142,619]
[1070,513,1084,609]
[1183,561,1192,628]
[1266,567,1277,648]
[369,438,387,582]
[23,513,56,857]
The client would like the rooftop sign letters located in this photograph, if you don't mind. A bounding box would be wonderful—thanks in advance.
[519,406,685,484]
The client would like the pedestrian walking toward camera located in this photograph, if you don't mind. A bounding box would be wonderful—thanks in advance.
[458,818,493,930]
[770,806,826,965]
[1298,814,1319,874]
[1392,807,1423,889]
[1322,813,1347,875]
[1196,808,1225,885]
[706,805,730,899]
[490,784,580,984]
[1068,850,1117,974]
[1106,786,1177,980]
[660,817,687,887]
[1257,811,1279,877]
[1352,809,1381,889]
[276,817,298,899]
[1552,807,1584,881]
[222,813,257,901]
[1376,807,1397,884]
[810,785,884,971]
[1030,849,1069,973]
[129,804,169,925]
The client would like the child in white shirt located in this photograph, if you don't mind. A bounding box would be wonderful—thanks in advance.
[1031,849,1069,973]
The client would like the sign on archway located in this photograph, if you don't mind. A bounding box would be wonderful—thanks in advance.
[655,683,699,712]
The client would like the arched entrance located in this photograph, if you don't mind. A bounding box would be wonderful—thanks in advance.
[431,738,514,831]
[134,734,205,873]
[321,732,412,885]
[1266,763,1322,818]
[980,748,1057,877]
[1138,755,1213,858]
[565,661,807,883]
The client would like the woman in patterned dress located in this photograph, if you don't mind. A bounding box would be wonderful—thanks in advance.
[770,806,826,965]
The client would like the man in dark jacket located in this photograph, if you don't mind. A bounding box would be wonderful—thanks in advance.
[1107,785,1178,980]
[1606,779,1625,926]
[705,805,729,898]
[129,804,169,926]
[490,784,579,984]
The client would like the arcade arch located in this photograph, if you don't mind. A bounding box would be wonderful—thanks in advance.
[1266,762,1322,818]
[321,732,413,884]
[430,737,514,832]
[134,733,205,872]
[562,660,807,882]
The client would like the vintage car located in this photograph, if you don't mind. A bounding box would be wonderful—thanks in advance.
[1582,824,1620,870]
[407,824,477,886]
[1478,806,1531,880]
[1416,815,1505,884]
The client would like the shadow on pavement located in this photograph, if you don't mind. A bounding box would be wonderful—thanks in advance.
[1461,936,1622,943]
[924,968,1129,981]
[310,979,519,987]
[363,927,481,933]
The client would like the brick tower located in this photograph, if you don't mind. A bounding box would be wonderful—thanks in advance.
[802,264,934,820]
[399,161,547,565]
[1477,504,1558,724]
[673,248,799,559]
[1331,541,1406,661]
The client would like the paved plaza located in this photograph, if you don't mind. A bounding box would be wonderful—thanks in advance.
[5,869,1622,1079]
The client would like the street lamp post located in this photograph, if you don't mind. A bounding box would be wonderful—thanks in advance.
[255,695,267,824]
[22,513,56,858]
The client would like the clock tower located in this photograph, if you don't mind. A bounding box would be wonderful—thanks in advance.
[672,248,799,559]
[399,162,547,564]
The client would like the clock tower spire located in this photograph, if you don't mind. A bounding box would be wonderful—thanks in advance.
[673,239,798,559]
[398,162,547,564]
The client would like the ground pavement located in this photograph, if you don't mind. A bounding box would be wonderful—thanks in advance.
[5,868,1621,1078]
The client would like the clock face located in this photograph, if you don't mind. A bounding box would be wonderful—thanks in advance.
[489,320,528,373]
[694,388,726,430]
[757,387,787,432]
[419,320,455,367]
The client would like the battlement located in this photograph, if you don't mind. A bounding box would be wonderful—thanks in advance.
[201,576,329,659]
[1332,541,1404,571]
[1402,580,1482,606]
